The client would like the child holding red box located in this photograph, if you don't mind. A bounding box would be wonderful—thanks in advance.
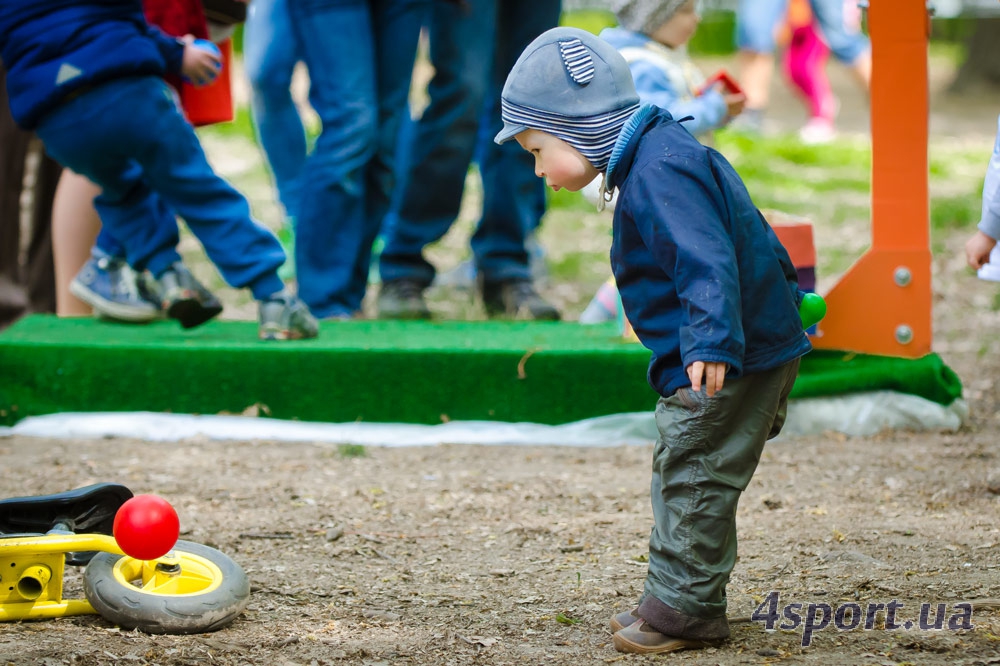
[600,0,746,140]
[52,0,234,323]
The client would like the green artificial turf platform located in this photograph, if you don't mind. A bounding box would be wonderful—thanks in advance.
[0,315,962,427]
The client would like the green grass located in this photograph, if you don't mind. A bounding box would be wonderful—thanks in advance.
[560,9,617,35]
[931,193,981,231]
[337,443,368,459]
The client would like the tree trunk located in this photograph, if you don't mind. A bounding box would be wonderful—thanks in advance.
[950,18,1000,93]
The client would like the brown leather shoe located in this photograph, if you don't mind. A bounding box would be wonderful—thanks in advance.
[609,606,640,633]
[612,619,712,655]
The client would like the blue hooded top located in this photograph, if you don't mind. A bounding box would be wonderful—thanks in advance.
[606,105,812,396]
[0,0,186,130]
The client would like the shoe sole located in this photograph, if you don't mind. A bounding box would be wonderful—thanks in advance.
[378,311,432,320]
[610,616,635,633]
[485,308,561,321]
[70,280,161,323]
[376,303,431,320]
[258,326,317,341]
[166,298,223,329]
[611,631,710,655]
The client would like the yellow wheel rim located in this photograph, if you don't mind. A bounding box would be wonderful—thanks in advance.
[111,551,224,596]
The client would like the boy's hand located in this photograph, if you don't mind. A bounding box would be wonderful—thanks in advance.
[723,92,746,119]
[180,35,223,87]
[965,230,997,270]
[687,361,728,397]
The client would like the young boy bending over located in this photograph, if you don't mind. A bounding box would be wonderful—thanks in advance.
[0,0,317,340]
[495,27,812,654]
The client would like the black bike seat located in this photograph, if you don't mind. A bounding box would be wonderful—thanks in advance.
[0,483,133,536]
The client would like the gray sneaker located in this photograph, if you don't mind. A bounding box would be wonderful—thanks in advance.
[481,279,560,321]
[377,279,431,320]
[157,262,223,329]
[69,254,161,323]
[258,292,319,341]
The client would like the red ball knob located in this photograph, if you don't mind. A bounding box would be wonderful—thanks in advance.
[113,494,180,560]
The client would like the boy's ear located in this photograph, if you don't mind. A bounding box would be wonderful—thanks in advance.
[558,38,596,85]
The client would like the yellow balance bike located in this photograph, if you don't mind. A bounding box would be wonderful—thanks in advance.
[0,483,249,634]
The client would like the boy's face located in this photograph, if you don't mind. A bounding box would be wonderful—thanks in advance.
[649,0,700,49]
[515,129,600,192]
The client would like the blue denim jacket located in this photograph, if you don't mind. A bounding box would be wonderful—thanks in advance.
[606,105,812,397]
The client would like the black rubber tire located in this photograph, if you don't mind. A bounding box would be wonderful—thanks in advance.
[83,540,250,634]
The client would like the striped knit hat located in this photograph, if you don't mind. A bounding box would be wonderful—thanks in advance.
[611,0,690,35]
[495,27,640,172]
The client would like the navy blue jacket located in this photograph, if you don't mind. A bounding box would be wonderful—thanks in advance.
[0,0,185,130]
[607,106,812,397]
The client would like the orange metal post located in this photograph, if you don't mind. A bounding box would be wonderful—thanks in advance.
[810,0,933,357]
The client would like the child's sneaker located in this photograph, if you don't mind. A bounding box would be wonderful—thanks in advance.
[258,291,319,340]
[157,261,223,329]
[69,253,162,323]
[798,118,836,145]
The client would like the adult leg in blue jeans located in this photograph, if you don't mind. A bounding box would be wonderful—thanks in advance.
[245,0,305,281]
[377,0,561,320]
[378,0,495,296]
[475,0,560,318]
[288,0,427,319]
[244,0,306,222]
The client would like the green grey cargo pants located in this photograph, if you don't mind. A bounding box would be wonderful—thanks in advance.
[643,358,800,622]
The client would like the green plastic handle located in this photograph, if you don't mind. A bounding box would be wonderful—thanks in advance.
[799,292,827,329]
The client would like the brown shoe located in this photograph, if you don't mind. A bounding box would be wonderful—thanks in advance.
[609,606,640,633]
[612,620,713,655]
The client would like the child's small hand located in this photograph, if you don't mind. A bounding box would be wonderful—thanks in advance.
[687,361,729,397]
[180,35,222,87]
[723,93,746,119]
[965,230,997,270]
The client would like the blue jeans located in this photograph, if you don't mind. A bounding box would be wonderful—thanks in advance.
[244,0,306,221]
[736,0,869,64]
[378,0,560,288]
[36,76,285,300]
[286,0,428,318]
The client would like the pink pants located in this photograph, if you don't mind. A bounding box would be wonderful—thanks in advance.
[783,23,837,121]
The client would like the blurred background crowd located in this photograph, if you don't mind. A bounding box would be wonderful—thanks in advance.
[3,0,1000,333]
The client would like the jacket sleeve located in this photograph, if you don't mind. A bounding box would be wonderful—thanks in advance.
[621,153,745,372]
[979,114,1000,241]
[141,21,186,75]
[663,89,728,137]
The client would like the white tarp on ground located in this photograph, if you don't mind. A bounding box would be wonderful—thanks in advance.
[0,391,969,447]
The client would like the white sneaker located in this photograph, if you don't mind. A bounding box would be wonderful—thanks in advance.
[799,118,836,145]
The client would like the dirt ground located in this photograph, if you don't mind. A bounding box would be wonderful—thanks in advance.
[4,50,1000,666]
